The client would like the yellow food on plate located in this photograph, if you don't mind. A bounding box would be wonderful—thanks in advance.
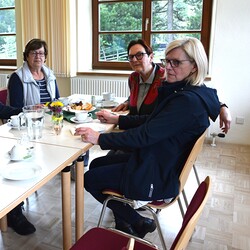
[70,101,93,111]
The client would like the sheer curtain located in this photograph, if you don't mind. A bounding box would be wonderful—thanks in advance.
[18,0,76,77]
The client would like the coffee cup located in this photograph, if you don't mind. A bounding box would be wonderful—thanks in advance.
[75,111,91,122]
[102,92,114,101]
[7,114,22,128]
[9,144,31,161]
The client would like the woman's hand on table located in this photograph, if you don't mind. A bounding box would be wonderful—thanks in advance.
[96,110,119,124]
[111,102,129,112]
[74,127,100,145]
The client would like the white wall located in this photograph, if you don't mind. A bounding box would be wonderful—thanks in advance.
[208,0,250,144]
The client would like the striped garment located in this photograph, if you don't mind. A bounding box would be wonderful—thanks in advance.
[36,78,51,104]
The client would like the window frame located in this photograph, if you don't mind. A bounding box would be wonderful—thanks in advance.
[0,5,17,67]
[92,0,213,71]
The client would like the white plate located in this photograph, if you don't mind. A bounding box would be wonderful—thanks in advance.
[70,116,93,124]
[63,106,96,113]
[1,162,42,180]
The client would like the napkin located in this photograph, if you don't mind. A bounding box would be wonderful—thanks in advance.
[69,123,107,135]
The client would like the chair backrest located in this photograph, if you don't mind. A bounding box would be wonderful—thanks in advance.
[149,129,207,210]
[178,129,207,195]
[170,176,211,250]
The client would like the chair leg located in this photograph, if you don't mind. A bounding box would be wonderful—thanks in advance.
[182,189,189,209]
[97,195,134,227]
[193,164,200,185]
[177,197,185,218]
[97,196,111,227]
[98,195,168,250]
[144,206,167,250]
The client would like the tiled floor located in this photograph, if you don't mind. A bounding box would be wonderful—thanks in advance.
[1,139,250,250]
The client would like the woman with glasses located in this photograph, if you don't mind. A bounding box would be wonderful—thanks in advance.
[7,38,60,107]
[75,37,221,238]
[113,39,165,116]
[5,38,60,236]
[113,39,231,133]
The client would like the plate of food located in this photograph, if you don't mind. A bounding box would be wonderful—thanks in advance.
[64,101,96,113]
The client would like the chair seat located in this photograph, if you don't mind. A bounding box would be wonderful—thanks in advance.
[70,227,157,250]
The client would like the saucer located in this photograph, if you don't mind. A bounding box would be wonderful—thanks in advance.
[70,116,93,124]
[7,122,26,130]
[101,101,118,108]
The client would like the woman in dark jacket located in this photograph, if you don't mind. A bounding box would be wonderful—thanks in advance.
[75,37,221,238]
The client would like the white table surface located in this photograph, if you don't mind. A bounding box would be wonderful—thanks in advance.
[0,114,115,150]
[0,137,80,217]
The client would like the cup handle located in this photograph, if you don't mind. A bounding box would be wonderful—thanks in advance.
[88,113,92,118]
[7,119,11,124]
[18,112,26,127]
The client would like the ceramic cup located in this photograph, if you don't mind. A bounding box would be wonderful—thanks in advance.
[7,115,21,128]
[75,111,91,122]
[102,92,114,101]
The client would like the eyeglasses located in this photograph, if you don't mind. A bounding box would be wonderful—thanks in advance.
[127,52,147,62]
[29,51,45,57]
[161,58,192,68]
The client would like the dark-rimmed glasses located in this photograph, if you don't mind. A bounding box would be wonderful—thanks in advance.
[127,52,147,62]
[161,58,192,68]
[29,51,45,57]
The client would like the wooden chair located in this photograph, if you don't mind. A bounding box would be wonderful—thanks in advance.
[97,129,207,250]
[70,176,211,250]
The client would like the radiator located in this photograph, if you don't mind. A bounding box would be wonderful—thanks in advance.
[0,74,9,88]
[70,78,129,98]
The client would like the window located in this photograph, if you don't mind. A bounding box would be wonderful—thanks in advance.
[93,0,212,70]
[0,0,16,66]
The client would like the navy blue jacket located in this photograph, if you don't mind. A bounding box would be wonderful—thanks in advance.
[98,80,220,200]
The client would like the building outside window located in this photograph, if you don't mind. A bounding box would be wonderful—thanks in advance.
[92,0,212,70]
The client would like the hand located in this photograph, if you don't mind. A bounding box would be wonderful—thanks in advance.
[96,110,119,124]
[74,127,100,145]
[111,102,129,112]
[219,107,232,134]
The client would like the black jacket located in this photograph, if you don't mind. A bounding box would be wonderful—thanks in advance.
[99,81,220,200]
[0,102,22,119]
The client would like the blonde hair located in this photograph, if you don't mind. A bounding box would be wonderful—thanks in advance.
[165,37,208,86]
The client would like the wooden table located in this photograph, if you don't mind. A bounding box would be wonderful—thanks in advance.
[0,114,115,249]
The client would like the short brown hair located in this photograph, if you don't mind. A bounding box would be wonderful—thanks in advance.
[23,38,48,61]
[127,39,153,55]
